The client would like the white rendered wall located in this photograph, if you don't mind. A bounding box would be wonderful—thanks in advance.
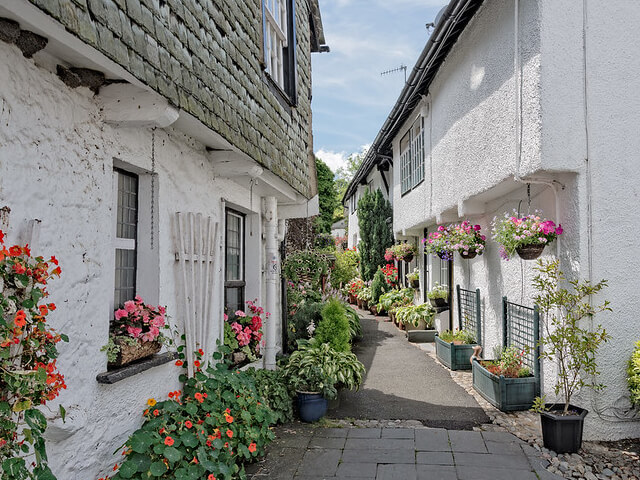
[346,167,392,249]
[390,0,640,440]
[0,41,270,478]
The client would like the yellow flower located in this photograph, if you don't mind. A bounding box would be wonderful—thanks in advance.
[147,398,157,407]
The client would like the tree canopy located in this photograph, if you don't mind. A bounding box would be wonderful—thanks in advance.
[314,157,339,234]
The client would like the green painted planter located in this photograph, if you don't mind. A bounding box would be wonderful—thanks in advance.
[435,335,477,371]
[472,359,538,411]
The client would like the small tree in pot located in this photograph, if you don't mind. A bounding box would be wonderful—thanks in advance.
[531,260,611,453]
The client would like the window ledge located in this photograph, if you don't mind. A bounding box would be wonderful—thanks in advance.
[96,352,177,384]
[262,72,295,113]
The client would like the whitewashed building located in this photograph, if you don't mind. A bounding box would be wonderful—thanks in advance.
[0,0,325,477]
[349,0,640,441]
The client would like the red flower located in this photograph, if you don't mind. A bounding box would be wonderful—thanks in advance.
[153,409,159,416]
[198,348,204,355]
[175,360,183,367]
[49,256,59,265]
[0,229,4,243]
[164,436,174,446]
[184,420,193,429]
[226,429,233,438]
[194,360,201,368]
[248,442,257,453]
[8,246,21,257]
[12,263,26,274]
[208,475,216,480]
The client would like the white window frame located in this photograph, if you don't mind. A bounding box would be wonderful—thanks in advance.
[111,161,159,315]
[400,117,425,195]
[263,0,288,89]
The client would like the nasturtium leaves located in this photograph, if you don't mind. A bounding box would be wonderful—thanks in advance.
[117,460,137,478]
[130,431,153,453]
[180,431,198,448]
[149,460,168,476]
[163,445,183,463]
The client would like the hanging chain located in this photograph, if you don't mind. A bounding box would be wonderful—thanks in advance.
[527,183,531,214]
[151,128,156,250]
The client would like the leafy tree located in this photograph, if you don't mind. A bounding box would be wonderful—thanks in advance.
[335,149,367,207]
[358,189,393,281]
[315,157,339,234]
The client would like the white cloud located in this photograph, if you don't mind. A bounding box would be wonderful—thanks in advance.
[315,148,348,172]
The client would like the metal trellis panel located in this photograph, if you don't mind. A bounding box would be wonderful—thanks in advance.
[456,285,482,347]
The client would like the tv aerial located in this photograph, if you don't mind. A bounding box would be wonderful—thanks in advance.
[380,64,407,83]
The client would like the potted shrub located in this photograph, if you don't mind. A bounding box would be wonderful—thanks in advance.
[392,243,418,263]
[370,268,391,315]
[406,268,420,289]
[423,225,453,261]
[427,282,449,308]
[492,211,563,261]
[530,260,610,453]
[395,303,436,341]
[357,286,372,310]
[346,278,364,304]
[282,342,365,422]
[449,221,486,259]
[102,296,170,368]
[472,346,537,411]
[435,329,478,371]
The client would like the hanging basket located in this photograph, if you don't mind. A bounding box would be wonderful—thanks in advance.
[402,253,414,263]
[108,339,161,368]
[460,251,477,259]
[410,279,420,289]
[516,244,545,260]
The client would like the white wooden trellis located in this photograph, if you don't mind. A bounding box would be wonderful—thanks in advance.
[174,212,219,378]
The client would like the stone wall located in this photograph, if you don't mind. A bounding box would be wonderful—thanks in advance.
[26,0,315,196]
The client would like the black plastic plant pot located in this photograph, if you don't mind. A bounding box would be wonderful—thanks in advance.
[429,298,448,308]
[297,392,328,423]
[540,404,588,454]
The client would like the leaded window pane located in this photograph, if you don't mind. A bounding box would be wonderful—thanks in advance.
[114,248,136,308]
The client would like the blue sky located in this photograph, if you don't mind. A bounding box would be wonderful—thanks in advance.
[312,0,448,172]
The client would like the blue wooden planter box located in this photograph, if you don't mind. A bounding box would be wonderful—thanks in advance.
[435,335,476,371]
[472,359,538,411]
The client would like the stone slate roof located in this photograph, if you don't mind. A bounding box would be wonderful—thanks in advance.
[28,0,316,197]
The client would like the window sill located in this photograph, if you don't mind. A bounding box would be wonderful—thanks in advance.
[96,352,177,384]
[262,72,295,113]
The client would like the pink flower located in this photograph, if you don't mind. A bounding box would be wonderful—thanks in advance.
[438,226,445,232]
[223,313,228,321]
[127,326,142,338]
[231,322,242,334]
[235,310,246,318]
[555,224,563,235]
[251,316,262,331]
[135,295,143,304]
[158,306,166,315]
[114,309,128,321]
[124,300,136,313]
[151,316,165,328]
[473,224,481,231]
[236,331,251,346]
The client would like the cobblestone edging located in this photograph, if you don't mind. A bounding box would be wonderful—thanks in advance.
[423,349,640,480]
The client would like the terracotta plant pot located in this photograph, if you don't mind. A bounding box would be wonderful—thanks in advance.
[108,339,161,368]
[369,305,378,316]
[516,243,545,260]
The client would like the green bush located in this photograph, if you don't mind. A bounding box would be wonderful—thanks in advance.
[358,189,394,281]
[245,368,294,424]
[287,301,324,351]
[628,340,640,408]
[112,350,276,480]
[330,248,360,290]
[370,268,391,305]
[314,299,351,352]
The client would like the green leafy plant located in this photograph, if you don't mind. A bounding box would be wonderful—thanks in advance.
[111,346,276,480]
[480,346,531,378]
[282,342,364,400]
[438,329,476,344]
[395,303,435,329]
[222,300,265,365]
[357,189,393,281]
[377,288,414,313]
[330,248,360,290]
[314,299,351,352]
[628,341,640,408]
[406,268,420,284]
[286,301,324,352]
[0,231,68,480]
[356,286,372,302]
[343,305,362,341]
[426,282,448,300]
[370,268,391,305]
[282,250,329,289]
[245,368,294,424]
[532,260,611,414]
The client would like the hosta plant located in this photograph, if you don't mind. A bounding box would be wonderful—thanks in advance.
[0,230,68,480]
[395,303,435,329]
[377,288,414,313]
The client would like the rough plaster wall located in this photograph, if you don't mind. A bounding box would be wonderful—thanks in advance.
[538,0,640,440]
[393,0,542,234]
[0,41,267,478]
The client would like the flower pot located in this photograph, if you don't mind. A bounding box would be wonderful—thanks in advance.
[540,404,588,454]
[361,300,369,311]
[406,328,437,343]
[369,305,378,316]
[389,310,396,323]
[460,251,477,259]
[429,298,449,309]
[402,253,414,263]
[108,339,161,368]
[296,392,328,423]
[472,359,538,411]
[437,251,451,261]
[357,299,363,308]
[410,279,420,289]
[435,335,477,371]
[349,293,357,304]
[516,244,545,260]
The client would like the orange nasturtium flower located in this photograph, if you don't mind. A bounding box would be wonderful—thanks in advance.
[225,413,234,423]
[184,420,193,429]
[164,436,174,446]
[226,429,233,439]
[208,475,216,480]
[248,442,257,453]
[147,398,157,407]
[175,360,183,367]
